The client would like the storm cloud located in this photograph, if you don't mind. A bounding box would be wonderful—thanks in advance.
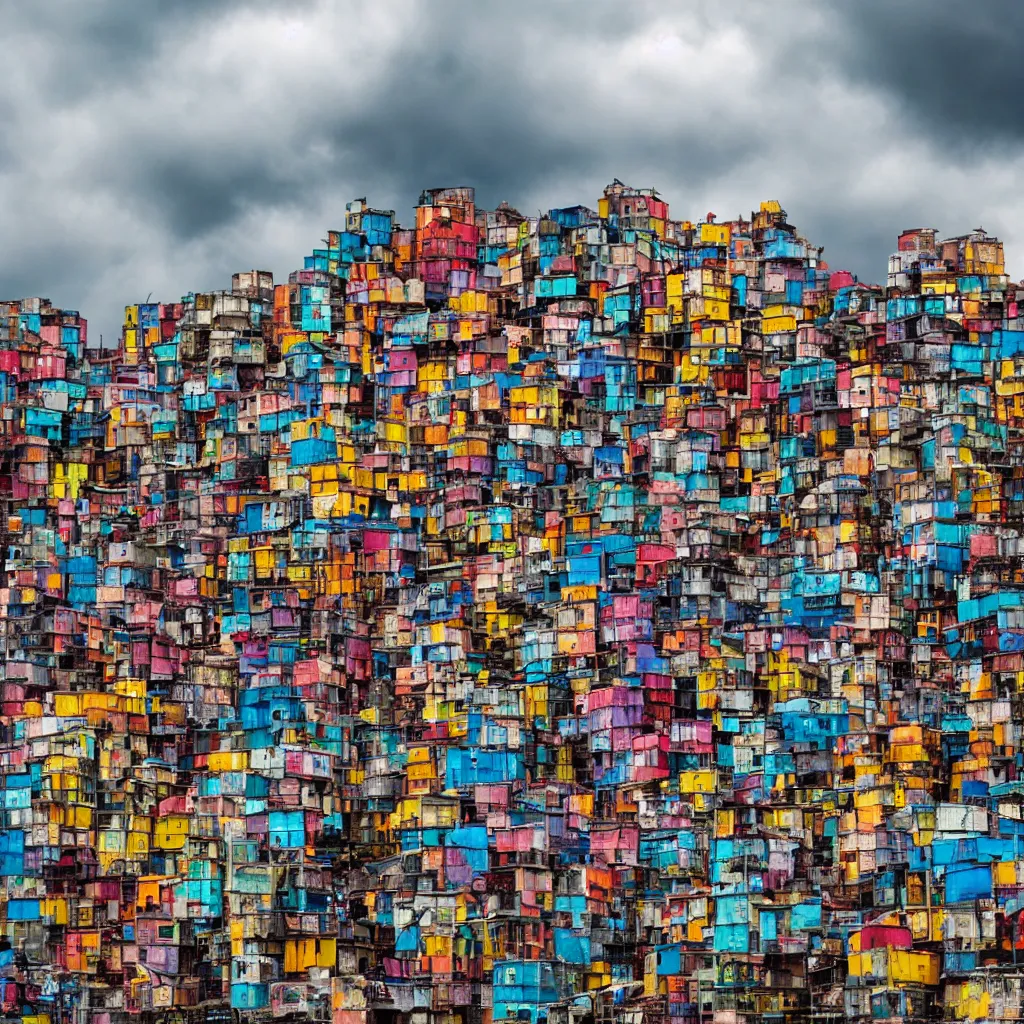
[2,0,1022,341]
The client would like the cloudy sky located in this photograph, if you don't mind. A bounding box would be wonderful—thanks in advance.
[3,0,1022,343]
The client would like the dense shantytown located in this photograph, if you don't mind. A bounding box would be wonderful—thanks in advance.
[0,182,1022,1024]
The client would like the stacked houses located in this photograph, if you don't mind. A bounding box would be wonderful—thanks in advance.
[0,184,1023,1024]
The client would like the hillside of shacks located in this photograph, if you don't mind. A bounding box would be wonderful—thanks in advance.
[2,182,1024,1024]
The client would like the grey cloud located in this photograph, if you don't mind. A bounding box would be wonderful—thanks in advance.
[313,0,774,216]
[132,155,304,242]
[91,0,775,251]
[2,0,1024,343]
[7,0,271,101]
[826,0,1024,148]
